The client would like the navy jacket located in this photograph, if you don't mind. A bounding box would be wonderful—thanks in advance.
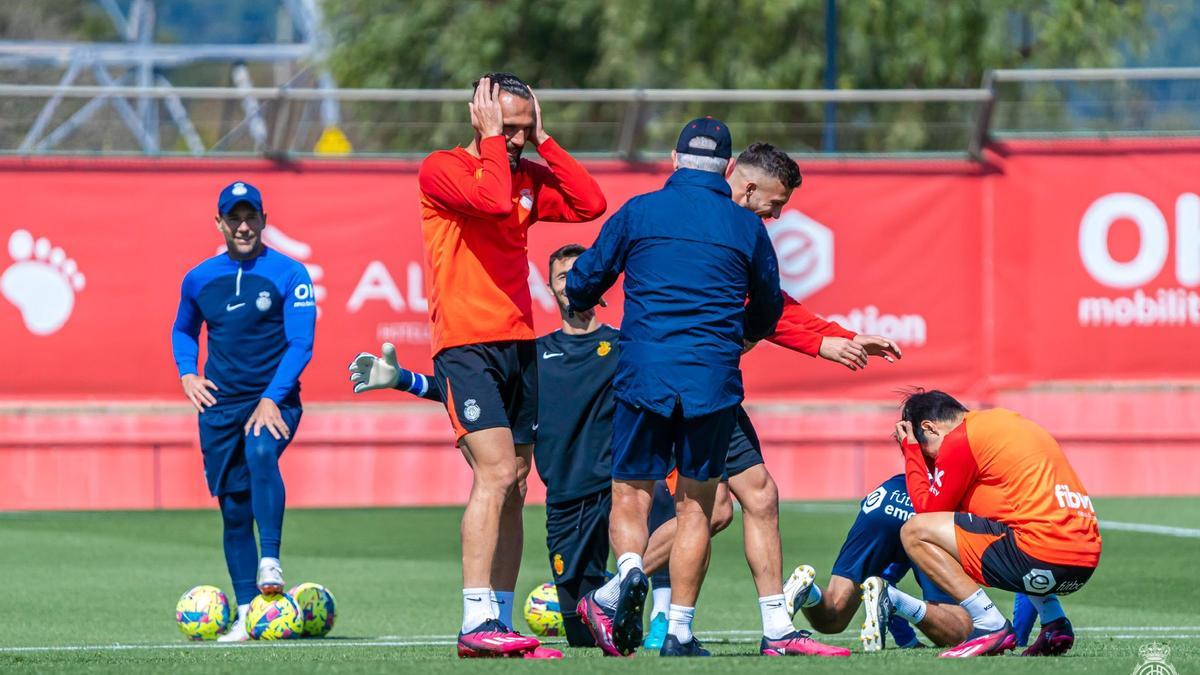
[565,168,783,418]
[172,247,316,406]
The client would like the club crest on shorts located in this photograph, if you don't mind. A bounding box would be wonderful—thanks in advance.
[553,553,564,576]
[256,290,272,312]
[463,398,481,423]
[596,341,612,357]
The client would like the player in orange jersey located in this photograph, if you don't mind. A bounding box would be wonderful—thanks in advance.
[894,390,1101,658]
[417,72,606,658]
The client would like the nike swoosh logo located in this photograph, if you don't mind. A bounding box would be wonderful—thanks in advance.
[532,423,539,431]
[542,352,564,359]
[226,303,245,311]
[466,597,483,602]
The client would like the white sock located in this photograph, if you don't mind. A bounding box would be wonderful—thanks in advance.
[236,603,249,622]
[802,583,824,608]
[462,587,495,633]
[758,594,793,639]
[490,590,515,628]
[887,585,927,623]
[667,604,695,643]
[960,588,1006,632]
[594,574,621,610]
[617,553,643,582]
[651,586,672,618]
[1026,594,1066,624]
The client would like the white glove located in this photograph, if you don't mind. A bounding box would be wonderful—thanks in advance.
[348,342,401,393]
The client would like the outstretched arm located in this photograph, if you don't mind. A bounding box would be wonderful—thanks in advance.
[348,343,443,402]
[768,293,901,368]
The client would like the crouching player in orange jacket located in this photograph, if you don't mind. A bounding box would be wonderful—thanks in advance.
[894,390,1101,658]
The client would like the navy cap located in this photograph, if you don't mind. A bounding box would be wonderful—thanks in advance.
[675,117,732,159]
[217,181,264,215]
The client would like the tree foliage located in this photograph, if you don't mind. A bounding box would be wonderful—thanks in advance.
[323,0,1156,153]
[328,1,1150,89]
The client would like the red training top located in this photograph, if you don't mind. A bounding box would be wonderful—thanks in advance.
[902,408,1102,568]
[767,292,857,355]
[418,135,606,355]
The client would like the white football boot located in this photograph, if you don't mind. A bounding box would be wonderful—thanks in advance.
[859,576,892,653]
[218,604,250,642]
[257,557,284,595]
[783,564,816,618]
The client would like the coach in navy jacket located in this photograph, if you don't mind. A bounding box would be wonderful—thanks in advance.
[566,126,783,422]
[565,118,782,656]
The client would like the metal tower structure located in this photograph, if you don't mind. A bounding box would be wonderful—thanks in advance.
[0,0,341,155]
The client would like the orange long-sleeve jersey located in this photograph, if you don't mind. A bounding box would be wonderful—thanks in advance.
[902,408,1101,568]
[418,135,607,355]
[766,292,856,355]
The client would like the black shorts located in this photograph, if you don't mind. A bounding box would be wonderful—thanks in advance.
[954,513,1096,596]
[545,488,611,618]
[432,340,537,444]
[723,406,765,480]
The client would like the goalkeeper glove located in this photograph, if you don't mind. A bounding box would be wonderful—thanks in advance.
[348,342,401,393]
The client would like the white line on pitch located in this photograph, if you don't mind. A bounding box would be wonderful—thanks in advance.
[1099,520,1200,538]
[0,640,456,653]
[4,627,1199,654]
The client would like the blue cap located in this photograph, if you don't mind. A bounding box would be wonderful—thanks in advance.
[217,181,264,215]
[675,117,732,159]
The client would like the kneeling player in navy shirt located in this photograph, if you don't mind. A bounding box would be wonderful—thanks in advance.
[782,475,1072,654]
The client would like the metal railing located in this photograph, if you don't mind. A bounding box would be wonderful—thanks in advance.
[1,68,1198,160]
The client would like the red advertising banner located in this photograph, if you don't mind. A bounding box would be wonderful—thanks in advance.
[989,140,1200,383]
[0,157,984,403]
[4,141,1200,509]
[1,141,1198,404]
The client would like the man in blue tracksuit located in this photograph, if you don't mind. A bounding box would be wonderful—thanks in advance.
[171,181,316,641]
[566,118,784,657]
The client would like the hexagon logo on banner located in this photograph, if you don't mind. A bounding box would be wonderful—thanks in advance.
[767,211,834,301]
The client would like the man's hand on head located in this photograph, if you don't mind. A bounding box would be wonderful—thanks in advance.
[469,77,504,139]
[530,88,550,146]
[893,420,918,448]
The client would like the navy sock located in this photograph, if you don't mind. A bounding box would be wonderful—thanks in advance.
[888,612,920,647]
[244,431,287,559]
[1013,593,1038,646]
[219,491,258,606]
[881,562,909,585]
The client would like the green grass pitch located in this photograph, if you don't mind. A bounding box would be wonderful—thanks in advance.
[1,497,1197,673]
